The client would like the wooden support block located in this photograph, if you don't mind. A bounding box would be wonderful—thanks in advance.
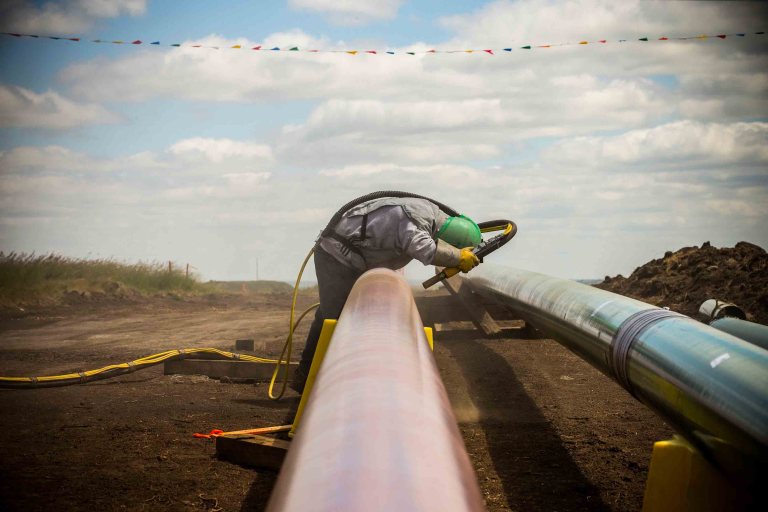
[442,273,502,336]
[415,294,477,324]
[235,339,255,351]
[164,359,296,381]
[216,434,290,470]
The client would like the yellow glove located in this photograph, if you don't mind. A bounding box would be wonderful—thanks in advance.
[458,247,480,273]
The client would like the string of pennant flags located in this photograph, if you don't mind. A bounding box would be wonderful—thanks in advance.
[1,30,764,55]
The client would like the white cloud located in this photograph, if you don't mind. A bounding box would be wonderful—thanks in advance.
[162,171,271,201]
[275,83,666,168]
[0,85,120,128]
[169,138,274,163]
[319,163,483,181]
[0,138,276,207]
[0,145,109,173]
[439,0,765,46]
[544,121,768,169]
[288,0,404,26]
[0,0,146,34]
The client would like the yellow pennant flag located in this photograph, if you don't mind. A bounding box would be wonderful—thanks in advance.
[231,45,242,49]
[579,41,589,45]
[346,50,358,55]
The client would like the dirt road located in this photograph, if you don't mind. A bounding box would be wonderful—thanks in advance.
[0,292,671,511]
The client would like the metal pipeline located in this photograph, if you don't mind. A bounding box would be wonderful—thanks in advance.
[267,269,484,512]
[465,263,768,482]
[698,298,768,351]
[710,317,768,352]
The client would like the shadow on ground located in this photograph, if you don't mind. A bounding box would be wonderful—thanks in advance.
[235,395,300,511]
[442,336,609,511]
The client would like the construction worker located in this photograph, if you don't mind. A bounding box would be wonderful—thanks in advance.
[292,196,482,393]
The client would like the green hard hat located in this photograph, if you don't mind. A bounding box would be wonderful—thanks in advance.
[437,215,482,248]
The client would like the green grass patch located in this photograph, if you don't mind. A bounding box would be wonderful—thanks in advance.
[0,252,211,305]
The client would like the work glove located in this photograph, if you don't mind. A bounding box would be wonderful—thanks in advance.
[458,247,480,273]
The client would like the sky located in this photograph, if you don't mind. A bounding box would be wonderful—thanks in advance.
[0,0,766,283]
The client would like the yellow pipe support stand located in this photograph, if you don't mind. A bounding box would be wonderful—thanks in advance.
[290,319,337,438]
[642,435,748,511]
[290,321,435,437]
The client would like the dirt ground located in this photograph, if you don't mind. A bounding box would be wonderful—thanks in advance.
[0,290,672,511]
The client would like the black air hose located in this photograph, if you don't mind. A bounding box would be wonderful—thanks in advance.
[321,190,462,237]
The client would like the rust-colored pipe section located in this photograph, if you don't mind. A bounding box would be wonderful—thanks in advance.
[267,269,484,512]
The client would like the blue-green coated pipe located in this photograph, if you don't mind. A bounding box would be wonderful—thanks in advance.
[710,317,768,352]
[465,263,768,483]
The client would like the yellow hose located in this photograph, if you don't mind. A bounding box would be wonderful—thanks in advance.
[0,347,279,388]
[268,247,319,400]
[1,247,320,391]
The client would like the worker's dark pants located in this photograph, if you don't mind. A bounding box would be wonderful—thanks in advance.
[298,247,363,378]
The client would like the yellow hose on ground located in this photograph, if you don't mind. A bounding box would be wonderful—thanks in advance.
[1,247,320,391]
[0,348,279,388]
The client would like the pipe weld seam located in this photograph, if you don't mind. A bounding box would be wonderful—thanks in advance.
[610,308,684,395]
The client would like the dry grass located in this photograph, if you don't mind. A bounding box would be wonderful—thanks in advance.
[0,252,210,304]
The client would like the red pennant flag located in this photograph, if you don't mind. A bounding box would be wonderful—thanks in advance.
[366,50,377,54]
[251,45,261,50]
[483,49,494,54]
[192,45,201,47]
[69,38,80,42]
[659,37,668,40]
[427,49,436,53]
[309,49,319,52]
[132,40,142,44]
[599,40,607,43]
[717,34,726,39]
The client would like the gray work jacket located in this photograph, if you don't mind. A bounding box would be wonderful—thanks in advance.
[317,197,458,272]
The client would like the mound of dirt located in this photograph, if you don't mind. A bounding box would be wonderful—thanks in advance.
[596,241,768,325]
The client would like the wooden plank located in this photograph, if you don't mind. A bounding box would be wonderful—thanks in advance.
[219,425,292,436]
[434,320,525,332]
[163,359,296,381]
[215,434,290,470]
[415,295,476,324]
[442,273,502,336]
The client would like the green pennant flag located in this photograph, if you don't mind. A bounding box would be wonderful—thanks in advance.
[289,47,299,51]
[639,37,649,41]
[521,45,531,49]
